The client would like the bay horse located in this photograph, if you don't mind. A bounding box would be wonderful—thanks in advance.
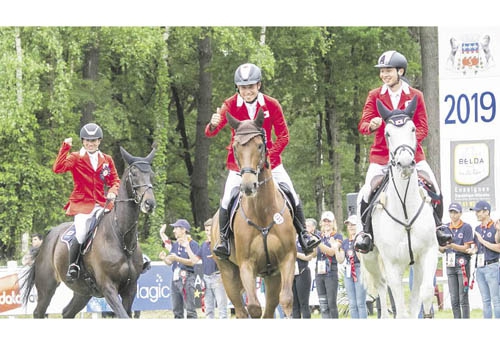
[210,109,296,318]
[21,145,156,318]
[358,97,438,318]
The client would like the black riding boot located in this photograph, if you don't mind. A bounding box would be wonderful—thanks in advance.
[213,208,231,259]
[354,199,374,253]
[66,240,81,283]
[433,196,452,246]
[294,201,321,255]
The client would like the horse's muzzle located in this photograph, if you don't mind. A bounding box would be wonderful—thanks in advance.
[141,198,156,213]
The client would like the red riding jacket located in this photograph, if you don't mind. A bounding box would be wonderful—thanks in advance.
[205,93,289,172]
[358,83,428,165]
[53,142,120,216]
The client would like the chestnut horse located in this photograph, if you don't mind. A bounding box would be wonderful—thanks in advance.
[21,145,156,318]
[210,109,296,318]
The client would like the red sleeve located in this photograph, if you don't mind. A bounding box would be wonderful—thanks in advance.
[358,89,381,136]
[205,103,230,138]
[52,142,75,173]
[267,100,289,159]
[412,90,428,144]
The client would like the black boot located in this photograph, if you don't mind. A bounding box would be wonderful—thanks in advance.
[433,194,452,246]
[294,201,321,255]
[66,240,81,283]
[213,208,231,259]
[354,199,374,253]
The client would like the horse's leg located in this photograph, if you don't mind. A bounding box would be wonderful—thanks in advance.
[360,250,390,318]
[277,254,295,318]
[33,261,60,318]
[101,283,130,318]
[239,262,261,318]
[119,282,138,318]
[62,293,91,318]
[385,267,407,318]
[417,251,438,318]
[218,260,248,318]
[262,275,281,318]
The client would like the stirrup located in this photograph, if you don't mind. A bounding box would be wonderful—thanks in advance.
[66,264,80,282]
[213,240,230,259]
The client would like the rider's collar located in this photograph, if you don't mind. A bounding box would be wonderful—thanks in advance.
[79,147,103,157]
[237,92,265,107]
[380,80,410,95]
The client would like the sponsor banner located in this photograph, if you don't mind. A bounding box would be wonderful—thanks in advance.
[439,27,500,223]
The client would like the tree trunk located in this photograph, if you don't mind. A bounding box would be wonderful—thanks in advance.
[191,28,213,227]
[81,28,99,127]
[420,27,440,186]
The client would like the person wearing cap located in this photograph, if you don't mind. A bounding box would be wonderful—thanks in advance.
[439,202,474,318]
[292,217,318,318]
[337,215,367,318]
[53,122,120,282]
[159,219,200,318]
[189,218,229,319]
[205,62,320,259]
[354,50,452,254]
[466,200,500,318]
[315,211,343,318]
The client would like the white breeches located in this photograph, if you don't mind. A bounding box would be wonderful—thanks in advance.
[221,164,298,208]
[74,204,103,243]
[360,160,440,203]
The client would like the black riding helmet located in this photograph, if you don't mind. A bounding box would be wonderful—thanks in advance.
[234,63,262,86]
[375,50,408,76]
[80,123,103,140]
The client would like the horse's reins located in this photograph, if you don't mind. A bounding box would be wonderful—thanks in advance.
[376,144,427,266]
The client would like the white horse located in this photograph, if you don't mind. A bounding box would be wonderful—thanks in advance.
[358,96,438,318]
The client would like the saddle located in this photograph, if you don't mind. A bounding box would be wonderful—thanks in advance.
[227,183,294,234]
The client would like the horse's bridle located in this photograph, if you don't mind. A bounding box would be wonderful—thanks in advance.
[236,131,271,186]
[116,161,154,204]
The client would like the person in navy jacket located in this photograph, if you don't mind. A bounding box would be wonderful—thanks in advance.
[466,200,500,318]
[439,202,473,318]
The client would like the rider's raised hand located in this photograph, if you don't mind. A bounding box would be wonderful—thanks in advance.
[210,107,221,128]
[64,137,73,145]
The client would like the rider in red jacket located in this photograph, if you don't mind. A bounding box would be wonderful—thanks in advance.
[53,123,120,282]
[354,51,452,253]
[205,63,320,259]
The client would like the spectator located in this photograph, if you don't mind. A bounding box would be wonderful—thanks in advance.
[338,215,367,318]
[190,218,229,319]
[22,233,43,266]
[315,211,343,318]
[159,219,200,318]
[466,200,500,318]
[439,202,474,318]
[292,218,318,318]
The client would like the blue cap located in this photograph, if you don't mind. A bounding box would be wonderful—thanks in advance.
[448,202,462,213]
[170,219,191,232]
[470,200,491,212]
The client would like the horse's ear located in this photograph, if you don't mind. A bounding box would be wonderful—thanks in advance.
[144,142,157,164]
[404,96,418,119]
[226,111,240,130]
[255,109,265,128]
[376,99,391,121]
[120,146,134,165]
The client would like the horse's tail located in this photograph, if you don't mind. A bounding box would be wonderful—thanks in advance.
[20,251,39,306]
